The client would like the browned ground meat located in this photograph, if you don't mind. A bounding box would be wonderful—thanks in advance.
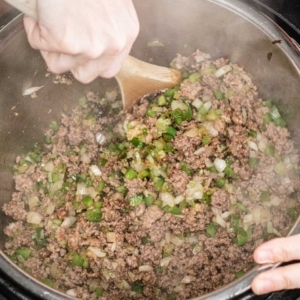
[3,50,300,300]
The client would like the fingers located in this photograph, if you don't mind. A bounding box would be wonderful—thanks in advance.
[253,234,300,264]
[251,263,300,295]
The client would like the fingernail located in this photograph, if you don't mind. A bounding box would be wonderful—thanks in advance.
[256,250,273,263]
[255,279,274,295]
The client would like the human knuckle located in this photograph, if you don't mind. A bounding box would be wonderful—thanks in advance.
[108,39,127,56]
[283,274,294,289]
[72,69,93,84]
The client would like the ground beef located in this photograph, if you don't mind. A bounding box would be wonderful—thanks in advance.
[3,50,299,300]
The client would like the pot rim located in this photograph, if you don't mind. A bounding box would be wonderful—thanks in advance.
[0,1,300,299]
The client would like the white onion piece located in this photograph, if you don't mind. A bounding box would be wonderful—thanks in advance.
[139,265,153,272]
[267,221,273,234]
[87,247,106,258]
[175,195,185,205]
[202,95,212,102]
[270,195,281,206]
[95,132,106,145]
[112,262,119,270]
[203,101,212,112]
[105,90,118,101]
[256,132,262,141]
[165,232,171,243]
[195,55,205,63]
[249,150,257,158]
[66,289,77,297]
[23,86,44,96]
[221,211,231,219]
[181,276,194,284]
[227,128,234,138]
[258,136,268,152]
[61,216,77,228]
[252,206,262,224]
[132,161,146,173]
[193,191,203,200]
[46,203,55,215]
[90,165,102,177]
[160,257,172,267]
[241,73,252,85]
[160,192,175,208]
[87,187,98,199]
[284,156,291,167]
[212,207,222,216]
[28,196,39,209]
[194,147,205,155]
[187,236,198,244]
[174,284,185,293]
[247,140,258,151]
[44,161,55,172]
[171,236,184,246]
[76,183,87,195]
[282,177,291,185]
[214,158,227,173]
[214,65,232,78]
[100,281,110,291]
[243,214,253,224]
[216,214,227,228]
[111,242,117,252]
[80,153,90,164]
[171,100,188,111]
[107,232,116,243]
[192,98,203,110]
[272,228,282,237]
[27,212,43,224]
[203,122,218,137]
[50,180,63,195]
[185,128,199,137]
[242,107,247,122]
[205,158,214,168]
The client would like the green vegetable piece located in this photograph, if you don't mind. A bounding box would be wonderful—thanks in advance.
[249,130,257,137]
[181,70,190,79]
[72,253,84,267]
[29,152,42,163]
[125,168,138,180]
[164,88,175,97]
[82,195,94,207]
[214,90,224,100]
[167,295,176,300]
[51,173,60,183]
[131,137,146,148]
[235,270,245,279]
[78,96,87,107]
[216,178,226,188]
[117,143,125,151]
[181,161,192,175]
[263,113,272,125]
[288,207,298,220]
[132,281,144,294]
[234,227,248,246]
[264,145,275,156]
[138,169,150,179]
[164,205,181,215]
[144,196,154,206]
[163,243,175,257]
[202,191,212,204]
[274,117,286,127]
[248,157,259,168]
[206,223,217,237]
[224,166,237,179]
[41,278,54,287]
[263,99,272,108]
[141,236,150,245]
[158,95,167,106]
[98,158,107,167]
[15,248,32,260]
[73,201,80,210]
[182,101,193,122]
[146,108,156,117]
[154,178,165,191]
[94,202,103,209]
[115,185,127,194]
[86,209,102,222]
[236,202,247,212]
[167,126,177,137]
[154,200,163,207]
[171,108,184,125]
[207,166,217,173]
[129,194,144,207]
[162,133,173,142]
[95,287,103,297]
[50,121,59,133]
[44,135,52,144]
[188,72,201,83]
[98,180,105,192]
[206,109,221,121]
[202,135,212,145]
[230,214,240,229]
[260,190,270,202]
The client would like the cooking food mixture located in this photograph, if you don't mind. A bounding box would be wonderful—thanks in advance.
[3,50,300,300]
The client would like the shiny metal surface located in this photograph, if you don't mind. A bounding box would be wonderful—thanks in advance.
[0,0,300,299]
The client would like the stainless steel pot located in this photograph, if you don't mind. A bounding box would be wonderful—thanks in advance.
[1,0,300,299]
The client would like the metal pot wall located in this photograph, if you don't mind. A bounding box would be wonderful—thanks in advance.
[0,0,300,299]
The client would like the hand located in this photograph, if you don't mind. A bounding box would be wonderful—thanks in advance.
[251,234,300,295]
[23,0,140,83]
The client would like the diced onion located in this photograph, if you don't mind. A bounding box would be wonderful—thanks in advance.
[171,100,188,111]
[184,128,199,138]
[247,140,258,151]
[95,132,106,145]
[214,65,232,78]
[61,216,77,228]
[23,86,44,96]
[249,150,257,158]
[270,195,281,206]
[111,242,117,252]
[221,211,231,219]
[165,232,171,243]
[66,289,77,297]
[171,235,184,246]
[28,196,39,209]
[44,161,55,172]
[193,191,203,200]
[27,212,43,224]
[80,153,90,164]
[242,107,247,122]
[87,187,98,199]
[192,98,203,110]
[214,158,227,173]
[203,101,212,112]
[160,257,172,267]
[105,90,118,102]
[203,122,218,137]
[174,284,185,293]
[258,135,268,152]
[90,165,102,177]
[87,247,106,258]
[205,158,214,168]
[241,73,252,85]
[107,232,116,243]
[50,180,63,195]
[160,192,175,208]
[46,203,55,215]
[267,221,273,234]
[139,265,153,272]
[194,147,205,155]
[175,195,185,205]
[181,276,194,284]
[216,214,227,228]
[187,236,198,244]
[76,183,87,195]
[132,162,146,173]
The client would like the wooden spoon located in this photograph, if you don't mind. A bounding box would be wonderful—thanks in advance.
[5,0,182,111]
